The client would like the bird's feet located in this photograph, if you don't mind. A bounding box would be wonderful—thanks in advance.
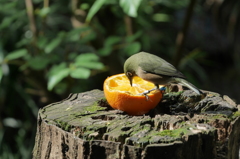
[138,87,166,100]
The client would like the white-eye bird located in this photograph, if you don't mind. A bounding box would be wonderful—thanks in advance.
[124,52,202,95]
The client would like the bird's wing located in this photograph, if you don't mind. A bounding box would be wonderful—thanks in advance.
[138,55,185,78]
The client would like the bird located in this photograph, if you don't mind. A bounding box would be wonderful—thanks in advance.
[124,52,203,95]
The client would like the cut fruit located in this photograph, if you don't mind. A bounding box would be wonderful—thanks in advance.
[103,73,163,115]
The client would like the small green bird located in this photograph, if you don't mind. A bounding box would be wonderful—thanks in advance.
[124,52,202,95]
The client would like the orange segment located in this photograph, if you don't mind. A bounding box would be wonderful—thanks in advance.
[103,73,163,115]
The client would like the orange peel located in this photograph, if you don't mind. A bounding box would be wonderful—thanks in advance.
[103,73,163,115]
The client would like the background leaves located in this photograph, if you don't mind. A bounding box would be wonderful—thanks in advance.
[120,0,142,17]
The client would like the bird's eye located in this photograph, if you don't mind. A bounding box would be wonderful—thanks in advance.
[126,72,133,77]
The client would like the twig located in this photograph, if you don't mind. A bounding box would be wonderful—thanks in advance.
[25,0,37,40]
[44,0,49,8]
[124,15,133,36]
[173,0,197,67]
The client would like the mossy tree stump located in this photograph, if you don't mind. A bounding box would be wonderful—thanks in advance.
[33,89,240,159]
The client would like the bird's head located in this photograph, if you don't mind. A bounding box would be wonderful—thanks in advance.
[124,57,137,87]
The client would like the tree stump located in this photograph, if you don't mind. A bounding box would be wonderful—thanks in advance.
[32,89,240,159]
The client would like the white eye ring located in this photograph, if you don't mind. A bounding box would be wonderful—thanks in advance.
[126,72,133,77]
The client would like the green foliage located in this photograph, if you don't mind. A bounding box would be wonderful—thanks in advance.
[5,49,28,61]
[120,0,142,17]
[47,63,70,91]
[86,0,109,22]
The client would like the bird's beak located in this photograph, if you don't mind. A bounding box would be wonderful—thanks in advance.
[128,76,133,87]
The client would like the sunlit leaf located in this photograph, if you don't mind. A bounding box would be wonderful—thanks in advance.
[70,67,91,79]
[3,117,22,128]
[75,53,104,69]
[48,63,70,90]
[5,49,27,61]
[86,0,109,22]
[48,63,67,76]
[76,53,99,62]
[80,3,90,10]
[38,7,51,18]
[119,0,142,17]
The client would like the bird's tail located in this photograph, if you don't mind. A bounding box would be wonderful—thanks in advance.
[173,78,202,95]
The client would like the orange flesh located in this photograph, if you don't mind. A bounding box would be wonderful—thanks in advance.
[107,75,158,95]
[103,73,163,116]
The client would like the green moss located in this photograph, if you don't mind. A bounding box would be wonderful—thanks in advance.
[54,120,71,131]
[156,128,186,137]
[163,91,182,98]
[211,114,227,119]
[83,101,106,113]
[231,111,240,120]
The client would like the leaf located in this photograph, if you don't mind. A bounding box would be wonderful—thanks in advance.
[119,0,142,17]
[0,17,13,29]
[66,27,89,42]
[1,63,9,75]
[3,117,22,128]
[45,37,62,54]
[47,63,70,90]
[37,36,48,49]
[70,67,91,79]
[38,7,51,18]
[86,0,109,22]
[152,13,171,22]
[5,49,27,61]
[123,42,141,56]
[80,3,90,10]
[0,67,2,83]
[179,49,207,69]
[97,36,121,57]
[45,32,65,54]
[80,31,96,43]
[104,36,122,47]
[75,62,104,70]
[76,53,99,62]
[125,31,142,42]
[75,53,104,69]
[69,52,78,60]
[98,47,112,57]
[28,56,51,70]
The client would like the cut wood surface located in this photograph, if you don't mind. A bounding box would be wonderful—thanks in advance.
[33,89,240,159]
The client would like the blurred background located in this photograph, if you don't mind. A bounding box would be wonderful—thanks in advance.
[0,0,240,158]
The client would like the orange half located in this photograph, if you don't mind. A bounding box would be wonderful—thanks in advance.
[103,73,163,115]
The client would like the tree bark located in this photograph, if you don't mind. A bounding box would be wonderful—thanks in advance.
[33,89,240,159]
